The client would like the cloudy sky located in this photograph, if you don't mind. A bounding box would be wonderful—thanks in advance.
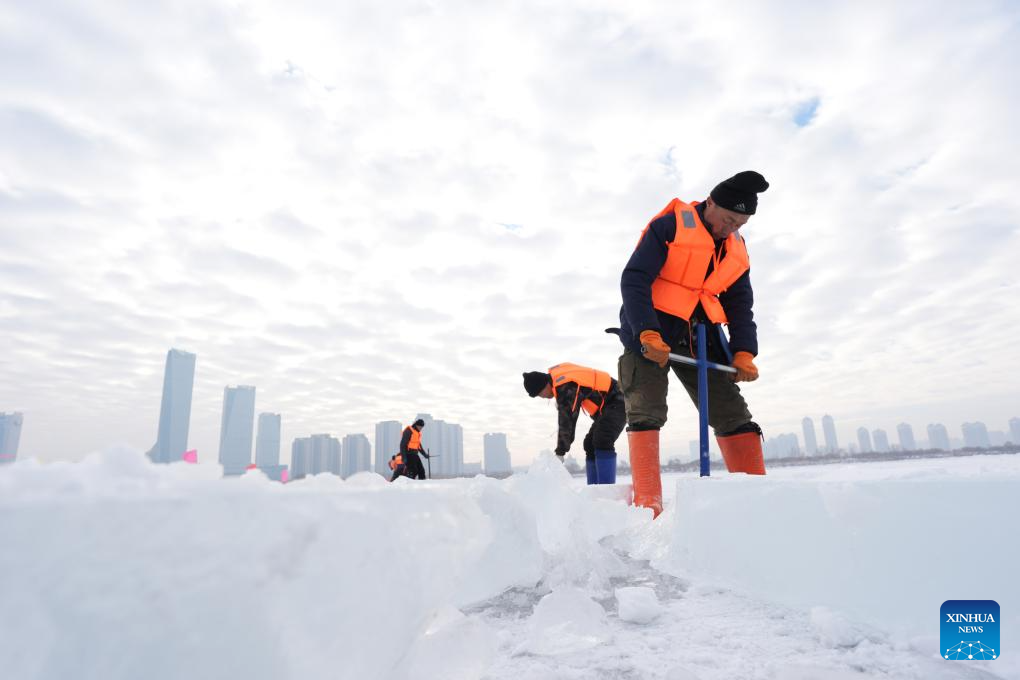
[2,0,1019,466]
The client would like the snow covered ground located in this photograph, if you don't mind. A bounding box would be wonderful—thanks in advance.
[1,451,1017,680]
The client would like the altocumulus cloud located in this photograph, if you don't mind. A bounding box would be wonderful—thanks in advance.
[1,0,1018,463]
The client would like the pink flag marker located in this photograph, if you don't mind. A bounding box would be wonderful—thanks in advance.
[182,450,198,464]
[281,468,290,484]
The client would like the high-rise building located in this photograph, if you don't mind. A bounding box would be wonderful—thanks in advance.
[446,423,464,477]
[764,433,799,459]
[218,385,256,475]
[927,423,951,451]
[483,432,512,476]
[255,413,282,468]
[1009,418,1020,446]
[856,427,872,453]
[374,421,402,476]
[342,434,371,478]
[147,348,196,464]
[310,434,341,475]
[291,434,341,477]
[416,413,464,478]
[291,438,310,479]
[822,414,838,454]
[801,417,818,456]
[961,422,990,449]
[0,412,24,463]
[897,423,916,451]
[872,428,890,453]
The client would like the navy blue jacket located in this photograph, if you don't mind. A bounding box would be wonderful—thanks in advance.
[618,201,758,358]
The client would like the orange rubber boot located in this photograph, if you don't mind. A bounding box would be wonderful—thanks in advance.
[628,429,663,517]
[716,431,766,475]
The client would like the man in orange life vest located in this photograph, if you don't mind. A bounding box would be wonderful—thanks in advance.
[617,171,770,516]
[400,419,430,480]
[523,363,627,484]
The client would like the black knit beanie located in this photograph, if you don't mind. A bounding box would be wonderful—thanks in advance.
[413,418,425,428]
[523,371,551,397]
[709,171,769,215]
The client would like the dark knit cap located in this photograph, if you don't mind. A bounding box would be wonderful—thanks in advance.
[523,371,551,397]
[413,418,425,428]
[709,171,769,215]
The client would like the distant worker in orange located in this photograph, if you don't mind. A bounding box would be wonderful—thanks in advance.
[523,363,626,484]
[388,453,406,481]
[400,419,431,480]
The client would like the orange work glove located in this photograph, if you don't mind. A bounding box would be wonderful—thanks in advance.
[731,351,759,382]
[639,330,671,368]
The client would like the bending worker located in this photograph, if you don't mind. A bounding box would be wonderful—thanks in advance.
[388,453,406,481]
[400,418,430,480]
[617,170,770,516]
[523,363,626,484]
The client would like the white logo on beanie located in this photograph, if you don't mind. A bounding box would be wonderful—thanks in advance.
[733,203,746,212]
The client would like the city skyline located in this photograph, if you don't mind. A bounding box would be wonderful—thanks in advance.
[6,361,1017,468]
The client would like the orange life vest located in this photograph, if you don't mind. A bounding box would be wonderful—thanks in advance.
[404,426,422,451]
[641,199,750,324]
[389,454,403,470]
[549,363,613,417]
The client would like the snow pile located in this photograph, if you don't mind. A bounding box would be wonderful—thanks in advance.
[3,450,1018,679]
[0,449,644,680]
[663,455,1020,671]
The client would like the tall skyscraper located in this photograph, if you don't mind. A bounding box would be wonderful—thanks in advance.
[446,423,464,477]
[0,412,24,463]
[856,427,873,453]
[927,423,951,451]
[147,348,196,464]
[822,414,838,454]
[872,428,890,453]
[1009,418,1020,446]
[961,422,990,449]
[291,438,310,479]
[483,432,512,476]
[218,385,256,475]
[374,421,402,475]
[308,434,341,475]
[897,423,916,451]
[342,434,371,478]
[255,413,282,468]
[801,417,818,456]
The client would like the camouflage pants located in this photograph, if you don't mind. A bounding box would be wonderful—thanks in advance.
[617,348,752,434]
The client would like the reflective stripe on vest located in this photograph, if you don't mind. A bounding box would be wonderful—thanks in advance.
[549,362,613,417]
[405,427,422,450]
[641,198,750,323]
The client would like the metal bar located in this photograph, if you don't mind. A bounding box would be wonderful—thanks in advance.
[667,351,737,374]
[697,324,711,477]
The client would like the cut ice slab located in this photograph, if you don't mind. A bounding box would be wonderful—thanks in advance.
[516,587,611,656]
[615,586,663,624]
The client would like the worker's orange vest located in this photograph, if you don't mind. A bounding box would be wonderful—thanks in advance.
[641,199,750,323]
[549,363,613,417]
[405,427,422,450]
[389,454,404,470]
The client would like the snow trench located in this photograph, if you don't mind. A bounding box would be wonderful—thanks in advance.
[1,450,1017,680]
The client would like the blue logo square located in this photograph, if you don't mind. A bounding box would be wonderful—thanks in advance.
[941,600,1000,661]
